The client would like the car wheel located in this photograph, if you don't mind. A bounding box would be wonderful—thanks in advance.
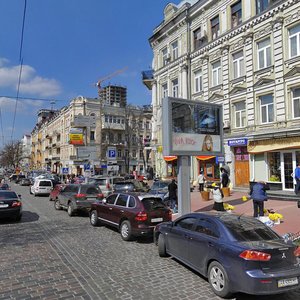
[120,220,132,241]
[54,200,61,210]
[67,203,75,216]
[158,234,169,257]
[90,210,99,226]
[208,261,231,298]
[29,188,32,194]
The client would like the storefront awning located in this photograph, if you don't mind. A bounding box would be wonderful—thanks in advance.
[196,155,215,160]
[247,136,300,153]
[163,156,177,162]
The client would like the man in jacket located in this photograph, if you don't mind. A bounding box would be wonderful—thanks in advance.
[168,179,178,213]
[250,181,270,218]
[294,163,300,195]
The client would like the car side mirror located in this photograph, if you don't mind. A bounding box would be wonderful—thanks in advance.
[18,194,22,198]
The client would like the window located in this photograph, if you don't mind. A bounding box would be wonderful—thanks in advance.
[139,149,143,159]
[117,149,122,158]
[115,194,128,207]
[117,133,122,143]
[292,88,300,118]
[289,24,300,58]
[162,47,169,66]
[194,70,203,93]
[211,15,220,39]
[268,152,281,181]
[172,78,179,97]
[232,51,244,78]
[132,149,136,158]
[90,131,95,141]
[106,194,118,205]
[162,83,168,100]
[212,61,221,86]
[175,217,197,231]
[195,219,220,238]
[128,196,136,208]
[234,101,246,128]
[256,0,272,14]
[231,1,242,28]
[171,41,178,60]
[260,94,274,123]
[257,39,271,69]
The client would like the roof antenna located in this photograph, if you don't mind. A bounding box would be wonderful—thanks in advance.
[50,100,56,111]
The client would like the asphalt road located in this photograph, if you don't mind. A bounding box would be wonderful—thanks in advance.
[0,183,299,300]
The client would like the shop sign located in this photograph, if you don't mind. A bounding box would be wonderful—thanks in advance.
[228,139,247,147]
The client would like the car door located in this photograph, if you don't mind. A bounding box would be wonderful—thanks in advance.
[58,185,77,207]
[166,217,197,263]
[98,194,118,225]
[112,193,129,225]
[188,218,220,274]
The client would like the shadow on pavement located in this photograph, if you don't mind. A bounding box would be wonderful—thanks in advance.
[0,210,39,225]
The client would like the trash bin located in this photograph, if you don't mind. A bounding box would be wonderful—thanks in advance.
[201,190,210,201]
[222,187,230,197]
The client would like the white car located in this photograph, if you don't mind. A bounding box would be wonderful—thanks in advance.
[30,179,53,196]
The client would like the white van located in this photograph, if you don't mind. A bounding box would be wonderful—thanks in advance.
[30,179,53,196]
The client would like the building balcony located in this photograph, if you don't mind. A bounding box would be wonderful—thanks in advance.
[142,70,153,90]
[101,123,125,130]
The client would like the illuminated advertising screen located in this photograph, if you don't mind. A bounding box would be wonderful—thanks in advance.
[162,97,223,156]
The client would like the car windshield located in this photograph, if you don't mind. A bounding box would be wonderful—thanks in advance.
[80,185,101,194]
[114,183,135,191]
[142,197,166,211]
[151,181,170,190]
[0,191,18,199]
[223,217,280,241]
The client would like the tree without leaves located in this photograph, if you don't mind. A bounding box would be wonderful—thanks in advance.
[0,141,24,170]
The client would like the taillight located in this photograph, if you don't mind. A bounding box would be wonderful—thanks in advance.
[97,193,104,199]
[75,193,86,199]
[135,211,148,221]
[294,246,300,257]
[12,201,22,207]
[239,250,271,261]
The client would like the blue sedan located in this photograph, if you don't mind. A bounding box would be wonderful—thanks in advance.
[154,212,300,298]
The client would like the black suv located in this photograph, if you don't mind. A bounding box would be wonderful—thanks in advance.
[54,184,104,216]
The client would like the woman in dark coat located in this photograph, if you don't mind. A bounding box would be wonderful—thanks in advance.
[221,169,229,188]
[250,181,270,218]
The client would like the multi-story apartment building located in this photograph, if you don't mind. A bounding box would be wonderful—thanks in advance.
[144,0,300,191]
[30,87,152,177]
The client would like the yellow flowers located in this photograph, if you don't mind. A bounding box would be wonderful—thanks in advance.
[242,195,248,201]
[223,203,235,211]
[268,212,283,221]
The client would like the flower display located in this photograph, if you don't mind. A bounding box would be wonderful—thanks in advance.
[242,195,248,201]
[223,203,235,211]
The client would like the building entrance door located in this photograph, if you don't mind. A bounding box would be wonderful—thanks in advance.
[283,152,293,190]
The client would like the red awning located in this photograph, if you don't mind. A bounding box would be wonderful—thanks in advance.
[196,155,215,161]
[163,156,177,162]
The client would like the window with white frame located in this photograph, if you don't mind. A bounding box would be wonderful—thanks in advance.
[162,47,169,66]
[194,70,203,93]
[211,15,220,39]
[212,61,221,86]
[231,0,242,28]
[232,51,244,79]
[234,101,246,128]
[289,24,300,58]
[257,38,271,69]
[292,88,300,118]
[172,78,179,97]
[260,94,274,123]
[171,41,178,60]
[162,83,168,99]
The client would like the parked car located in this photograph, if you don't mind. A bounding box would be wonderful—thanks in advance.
[49,184,65,201]
[112,180,150,193]
[148,179,172,203]
[0,183,10,190]
[30,179,53,196]
[154,211,300,298]
[89,192,172,241]
[54,184,104,216]
[9,174,25,183]
[19,178,31,186]
[0,190,22,221]
[88,176,125,197]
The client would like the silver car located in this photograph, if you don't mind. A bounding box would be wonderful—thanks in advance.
[88,176,125,197]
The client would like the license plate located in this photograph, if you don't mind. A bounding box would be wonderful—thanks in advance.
[0,204,8,208]
[151,217,163,223]
[278,277,298,288]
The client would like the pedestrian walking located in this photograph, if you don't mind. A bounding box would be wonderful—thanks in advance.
[221,168,229,188]
[197,171,205,192]
[168,179,178,213]
[212,183,225,211]
[294,162,300,195]
[250,181,270,218]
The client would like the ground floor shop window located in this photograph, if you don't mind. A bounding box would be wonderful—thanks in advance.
[268,152,281,182]
[198,159,220,180]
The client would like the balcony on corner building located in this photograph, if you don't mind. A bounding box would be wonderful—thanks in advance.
[142,70,153,90]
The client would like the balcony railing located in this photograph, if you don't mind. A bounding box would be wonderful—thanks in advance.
[142,70,154,90]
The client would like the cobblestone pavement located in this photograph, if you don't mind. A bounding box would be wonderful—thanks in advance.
[0,184,299,300]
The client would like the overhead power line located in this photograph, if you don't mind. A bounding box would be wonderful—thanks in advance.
[0,95,65,102]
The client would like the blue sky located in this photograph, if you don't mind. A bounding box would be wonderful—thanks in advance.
[0,0,174,144]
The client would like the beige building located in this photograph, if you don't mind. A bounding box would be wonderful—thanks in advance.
[31,89,152,177]
[145,0,300,191]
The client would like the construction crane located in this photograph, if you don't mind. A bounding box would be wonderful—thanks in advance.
[94,67,128,93]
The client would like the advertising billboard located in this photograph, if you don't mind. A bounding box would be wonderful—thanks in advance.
[162,97,223,156]
[69,128,84,145]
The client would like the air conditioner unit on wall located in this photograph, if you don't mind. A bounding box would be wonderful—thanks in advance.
[223,120,230,129]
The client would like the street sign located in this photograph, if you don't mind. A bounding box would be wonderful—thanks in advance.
[62,167,69,174]
[107,147,116,160]
[84,163,90,171]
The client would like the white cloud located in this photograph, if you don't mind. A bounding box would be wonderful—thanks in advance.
[0,58,62,96]
[0,97,44,113]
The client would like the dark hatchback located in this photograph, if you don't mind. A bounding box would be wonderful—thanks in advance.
[0,190,22,221]
[154,212,300,298]
[54,184,104,216]
[90,192,172,241]
[112,180,149,193]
